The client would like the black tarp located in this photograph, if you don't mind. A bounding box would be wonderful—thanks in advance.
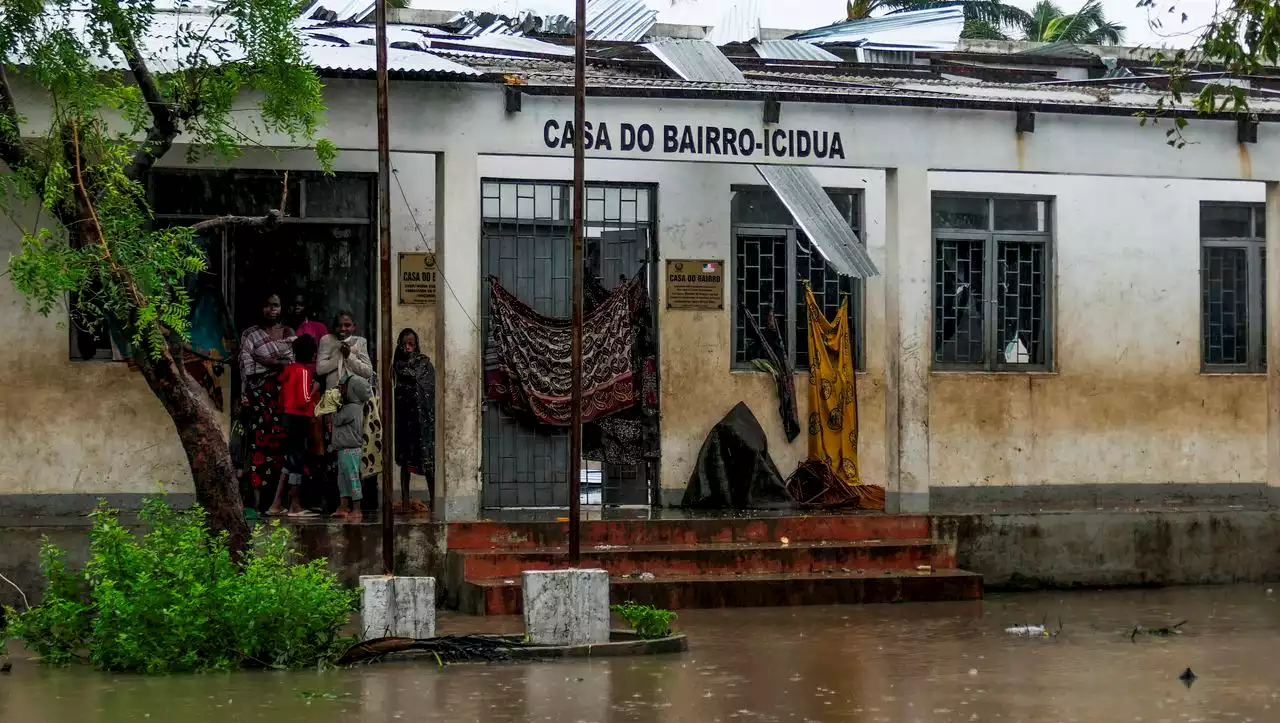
[680,402,796,510]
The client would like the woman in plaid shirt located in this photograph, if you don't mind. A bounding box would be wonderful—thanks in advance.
[238,293,296,510]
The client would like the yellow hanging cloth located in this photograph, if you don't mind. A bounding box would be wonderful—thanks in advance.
[803,285,883,509]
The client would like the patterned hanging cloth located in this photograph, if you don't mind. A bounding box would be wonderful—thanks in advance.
[800,285,885,510]
[485,273,645,426]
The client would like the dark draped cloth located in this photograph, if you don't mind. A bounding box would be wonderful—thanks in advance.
[741,304,800,443]
[393,330,436,479]
[681,402,795,510]
[485,273,648,426]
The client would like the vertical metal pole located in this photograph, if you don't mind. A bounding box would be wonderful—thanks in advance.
[568,0,587,567]
[375,0,396,576]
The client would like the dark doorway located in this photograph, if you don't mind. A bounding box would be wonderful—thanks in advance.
[149,168,378,510]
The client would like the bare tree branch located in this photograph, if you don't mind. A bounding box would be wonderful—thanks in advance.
[0,67,28,172]
[191,209,283,232]
[115,29,182,183]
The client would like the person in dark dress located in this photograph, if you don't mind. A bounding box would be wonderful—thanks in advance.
[393,328,436,509]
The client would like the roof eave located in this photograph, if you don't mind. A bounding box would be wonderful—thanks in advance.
[514,81,1280,122]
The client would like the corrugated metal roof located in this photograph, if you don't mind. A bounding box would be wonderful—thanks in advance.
[304,1,376,22]
[644,39,745,83]
[705,0,761,46]
[300,23,440,49]
[453,34,575,55]
[754,39,841,62]
[585,0,659,42]
[789,6,963,51]
[755,165,879,278]
[307,44,481,75]
[447,0,656,41]
[21,10,241,73]
[1013,41,1099,60]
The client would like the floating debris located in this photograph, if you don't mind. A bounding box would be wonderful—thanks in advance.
[1130,620,1187,641]
[1004,624,1048,636]
[1005,616,1062,637]
[1179,667,1197,688]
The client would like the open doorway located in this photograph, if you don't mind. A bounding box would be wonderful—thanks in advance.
[150,168,378,511]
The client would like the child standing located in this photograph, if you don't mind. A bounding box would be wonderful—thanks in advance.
[330,374,371,520]
[269,334,321,517]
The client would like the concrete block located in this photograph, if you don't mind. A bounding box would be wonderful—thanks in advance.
[522,568,610,646]
[360,575,437,640]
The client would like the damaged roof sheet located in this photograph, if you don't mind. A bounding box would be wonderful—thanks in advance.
[448,0,656,42]
[757,165,879,278]
[790,6,964,51]
[705,0,761,46]
[644,39,746,83]
[307,44,482,76]
[754,39,841,62]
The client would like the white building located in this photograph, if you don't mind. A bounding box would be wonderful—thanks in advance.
[4,6,1280,518]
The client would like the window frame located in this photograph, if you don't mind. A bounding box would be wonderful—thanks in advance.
[932,192,1054,373]
[1200,201,1266,374]
[729,186,865,372]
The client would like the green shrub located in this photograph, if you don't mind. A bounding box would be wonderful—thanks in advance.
[611,602,677,639]
[4,498,357,673]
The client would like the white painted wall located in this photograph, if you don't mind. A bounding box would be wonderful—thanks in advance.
[2,74,1276,510]
[928,172,1267,488]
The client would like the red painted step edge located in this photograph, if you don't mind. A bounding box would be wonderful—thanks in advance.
[453,540,956,579]
[462,570,983,615]
[447,515,931,551]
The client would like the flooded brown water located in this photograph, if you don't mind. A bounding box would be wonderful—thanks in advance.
[3,585,1279,723]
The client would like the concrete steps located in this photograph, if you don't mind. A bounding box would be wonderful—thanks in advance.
[459,569,984,615]
[444,514,983,615]
[446,514,933,550]
[449,539,954,580]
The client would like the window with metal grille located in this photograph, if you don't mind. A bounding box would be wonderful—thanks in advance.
[731,186,863,371]
[933,194,1052,370]
[1201,202,1266,372]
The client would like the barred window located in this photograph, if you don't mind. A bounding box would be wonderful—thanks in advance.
[933,194,1052,370]
[1201,202,1266,372]
[731,187,863,371]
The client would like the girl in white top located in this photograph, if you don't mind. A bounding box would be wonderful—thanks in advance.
[316,311,374,390]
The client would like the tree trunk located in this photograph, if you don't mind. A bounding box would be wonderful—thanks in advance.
[132,346,250,555]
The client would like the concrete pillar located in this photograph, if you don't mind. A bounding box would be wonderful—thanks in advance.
[433,150,483,521]
[1267,182,1280,497]
[883,167,931,513]
[522,569,611,646]
[360,575,437,640]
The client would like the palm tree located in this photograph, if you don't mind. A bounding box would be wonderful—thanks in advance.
[846,0,1032,40]
[1020,0,1125,44]
[844,0,1124,44]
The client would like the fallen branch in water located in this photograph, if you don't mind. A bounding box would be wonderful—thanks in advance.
[1130,620,1187,642]
[337,635,528,666]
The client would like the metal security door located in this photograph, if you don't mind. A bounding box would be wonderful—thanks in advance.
[480,181,656,508]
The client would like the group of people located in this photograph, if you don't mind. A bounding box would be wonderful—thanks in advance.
[235,292,435,519]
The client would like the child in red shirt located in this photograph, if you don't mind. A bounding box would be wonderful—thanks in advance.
[268,334,320,517]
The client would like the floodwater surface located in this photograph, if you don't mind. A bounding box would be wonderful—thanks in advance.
[3,585,1279,723]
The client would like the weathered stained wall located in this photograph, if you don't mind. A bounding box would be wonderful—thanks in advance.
[928,173,1266,490]
[469,156,888,500]
[938,510,1280,588]
[2,74,1276,511]
[0,147,439,500]
[0,200,192,498]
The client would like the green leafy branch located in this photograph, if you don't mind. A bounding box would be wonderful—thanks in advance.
[0,0,335,360]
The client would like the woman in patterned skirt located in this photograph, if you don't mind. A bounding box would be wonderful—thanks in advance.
[237,292,296,511]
